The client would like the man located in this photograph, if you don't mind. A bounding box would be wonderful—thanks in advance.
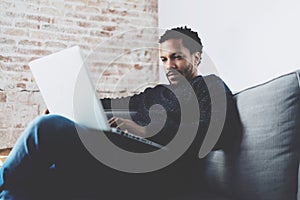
[0,27,240,199]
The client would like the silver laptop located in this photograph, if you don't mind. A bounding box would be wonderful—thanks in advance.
[29,46,164,150]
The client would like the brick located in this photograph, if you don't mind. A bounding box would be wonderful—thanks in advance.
[110,1,142,10]
[0,92,7,102]
[40,24,59,32]
[0,1,12,10]
[103,26,117,32]
[29,30,57,40]
[90,30,112,37]
[111,17,129,24]
[6,91,42,104]
[44,41,67,48]
[11,56,31,63]
[17,48,52,56]
[65,12,87,20]
[26,14,53,23]
[10,130,24,147]
[56,34,78,42]
[51,1,67,10]
[40,7,61,16]
[0,38,15,45]
[0,55,12,63]
[18,40,42,47]
[0,103,13,129]
[0,73,35,92]
[0,129,13,149]
[65,0,86,4]
[64,27,89,35]
[4,11,25,18]
[3,28,27,37]
[16,83,26,89]
[39,24,88,35]
[24,3,40,13]
[89,15,110,22]
[102,8,128,16]
[76,21,90,28]
[11,104,39,128]
[1,64,31,73]
[133,63,143,70]
[82,36,102,44]
[75,5,101,13]
[26,0,50,5]
[0,19,11,26]
[15,21,38,29]
[130,16,157,27]
[87,0,108,6]
[23,65,31,70]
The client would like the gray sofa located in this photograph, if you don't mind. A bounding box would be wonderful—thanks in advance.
[81,71,299,200]
[2,71,299,200]
[189,70,300,200]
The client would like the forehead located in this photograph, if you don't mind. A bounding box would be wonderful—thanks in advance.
[159,39,190,55]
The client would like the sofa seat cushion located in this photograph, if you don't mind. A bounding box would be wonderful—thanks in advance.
[169,192,233,200]
[199,71,300,200]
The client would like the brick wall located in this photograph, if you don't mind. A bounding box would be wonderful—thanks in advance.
[0,0,159,148]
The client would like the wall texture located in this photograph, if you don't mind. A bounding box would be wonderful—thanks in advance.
[0,0,158,148]
[159,0,300,93]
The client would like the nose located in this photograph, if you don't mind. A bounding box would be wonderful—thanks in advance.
[165,59,176,70]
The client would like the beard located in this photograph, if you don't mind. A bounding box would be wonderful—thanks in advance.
[166,64,196,85]
[181,64,197,81]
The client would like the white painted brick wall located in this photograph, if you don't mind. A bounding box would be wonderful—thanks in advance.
[0,0,158,148]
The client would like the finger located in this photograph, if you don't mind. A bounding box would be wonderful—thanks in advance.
[113,118,124,125]
[108,117,116,123]
[116,122,125,129]
[108,117,121,126]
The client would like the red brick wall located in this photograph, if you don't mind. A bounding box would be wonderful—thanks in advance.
[0,0,158,148]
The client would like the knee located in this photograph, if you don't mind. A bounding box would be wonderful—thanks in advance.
[33,114,72,127]
[26,114,75,139]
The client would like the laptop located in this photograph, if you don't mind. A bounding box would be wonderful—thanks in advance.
[28,46,165,151]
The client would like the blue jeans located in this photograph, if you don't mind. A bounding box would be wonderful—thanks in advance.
[0,115,172,200]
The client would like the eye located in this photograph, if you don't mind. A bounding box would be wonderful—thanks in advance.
[174,55,183,60]
[171,55,183,60]
[161,57,167,62]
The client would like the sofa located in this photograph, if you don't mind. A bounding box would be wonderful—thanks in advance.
[187,70,300,200]
[1,71,299,200]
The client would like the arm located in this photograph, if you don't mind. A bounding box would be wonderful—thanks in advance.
[100,88,152,137]
[101,76,240,155]
[142,75,240,156]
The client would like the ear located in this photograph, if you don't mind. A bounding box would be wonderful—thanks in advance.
[192,52,202,66]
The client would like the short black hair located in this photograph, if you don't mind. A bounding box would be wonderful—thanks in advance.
[159,26,203,54]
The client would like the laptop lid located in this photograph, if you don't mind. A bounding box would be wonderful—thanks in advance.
[29,46,110,131]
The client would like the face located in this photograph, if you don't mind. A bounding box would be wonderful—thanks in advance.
[159,39,200,85]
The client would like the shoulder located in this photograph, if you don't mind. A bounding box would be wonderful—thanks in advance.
[129,84,167,101]
[140,84,168,95]
[192,75,232,94]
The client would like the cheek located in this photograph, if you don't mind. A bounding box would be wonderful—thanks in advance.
[182,64,196,78]
[178,61,192,72]
[177,60,189,70]
[163,64,168,73]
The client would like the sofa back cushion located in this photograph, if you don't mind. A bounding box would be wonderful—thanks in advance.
[200,71,300,200]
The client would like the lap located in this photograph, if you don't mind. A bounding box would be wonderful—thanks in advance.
[2,114,198,199]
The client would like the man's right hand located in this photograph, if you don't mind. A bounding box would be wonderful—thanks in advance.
[108,117,147,138]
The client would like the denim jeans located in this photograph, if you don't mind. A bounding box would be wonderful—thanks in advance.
[0,115,174,200]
